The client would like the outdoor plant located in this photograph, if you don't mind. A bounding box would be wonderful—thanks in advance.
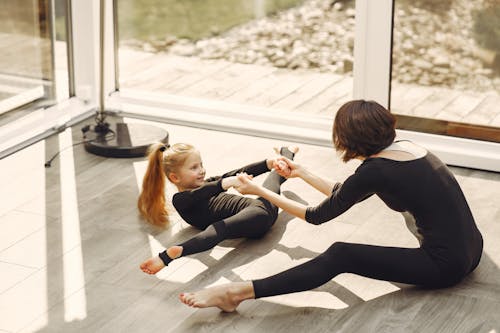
[473,2,500,52]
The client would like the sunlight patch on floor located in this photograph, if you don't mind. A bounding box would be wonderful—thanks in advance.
[263,291,349,310]
[132,160,147,191]
[209,245,236,261]
[205,276,232,287]
[0,142,49,332]
[156,257,208,283]
[334,273,401,301]
[233,249,311,280]
[59,129,86,321]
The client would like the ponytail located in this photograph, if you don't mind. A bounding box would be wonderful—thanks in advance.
[137,142,196,227]
[138,143,169,227]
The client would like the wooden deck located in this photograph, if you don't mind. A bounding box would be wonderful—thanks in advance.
[0,37,498,128]
[118,49,500,127]
[0,119,499,332]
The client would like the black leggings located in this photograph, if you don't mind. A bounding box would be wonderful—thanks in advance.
[159,152,292,265]
[177,171,284,257]
[252,241,476,298]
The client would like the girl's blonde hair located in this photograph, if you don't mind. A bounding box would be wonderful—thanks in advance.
[137,142,196,227]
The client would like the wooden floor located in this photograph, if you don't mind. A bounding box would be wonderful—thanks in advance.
[1,39,499,127]
[1,119,499,332]
[118,49,500,127]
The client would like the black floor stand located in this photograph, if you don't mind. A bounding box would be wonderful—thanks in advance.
[83,114,169,158]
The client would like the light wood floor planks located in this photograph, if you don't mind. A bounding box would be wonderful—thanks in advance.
[118,49,500,126]
[1,119,499,332]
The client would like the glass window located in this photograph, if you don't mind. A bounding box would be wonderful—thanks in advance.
[117,0,356,120]
[391,0,500,142]
[0,0,69,127]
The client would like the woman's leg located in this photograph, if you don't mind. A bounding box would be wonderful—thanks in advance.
[179,242,445,311]
[252,242,443,298]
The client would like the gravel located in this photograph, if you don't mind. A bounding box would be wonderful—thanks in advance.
[123,0,500,93]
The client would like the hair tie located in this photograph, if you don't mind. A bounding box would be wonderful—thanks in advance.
[159,143,170,152]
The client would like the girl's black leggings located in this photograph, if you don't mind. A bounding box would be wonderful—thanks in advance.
[159,150,293,265]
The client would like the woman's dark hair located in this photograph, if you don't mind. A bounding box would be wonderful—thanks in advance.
[333,100,396,162]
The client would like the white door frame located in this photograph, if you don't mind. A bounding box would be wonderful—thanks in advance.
[3,1,499,172]
[352,0,500,171]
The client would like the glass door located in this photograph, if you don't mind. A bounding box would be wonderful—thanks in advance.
[0,0,62,123]
[114,0,357,135]
[391,0,500,143]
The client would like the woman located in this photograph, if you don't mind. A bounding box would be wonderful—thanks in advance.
[138,142,297,274]
[178,99,483,312]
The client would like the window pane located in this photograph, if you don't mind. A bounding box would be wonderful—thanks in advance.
[118,0,356,119]
[0,0,66,125]
[391,0,500,141]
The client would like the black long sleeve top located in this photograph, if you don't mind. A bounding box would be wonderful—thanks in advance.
[172,160,270,230]
[305,151,483,274]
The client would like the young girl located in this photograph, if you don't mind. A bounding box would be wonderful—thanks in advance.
[138,142,297,274]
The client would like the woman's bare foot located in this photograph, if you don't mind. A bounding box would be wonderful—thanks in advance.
[139,246,183,275]
[179,282,255,312]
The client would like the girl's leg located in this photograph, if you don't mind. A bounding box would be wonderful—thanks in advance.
[169,147,298,263]
[141,206,276,274]
[261,146,296,194]
[178,206,275,254]
[257,147,296,218]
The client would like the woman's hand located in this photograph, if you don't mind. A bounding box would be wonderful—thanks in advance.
[234,173,260,195]
[273,157,302,178]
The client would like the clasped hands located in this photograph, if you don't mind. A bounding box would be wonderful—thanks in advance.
[231,156,296,195]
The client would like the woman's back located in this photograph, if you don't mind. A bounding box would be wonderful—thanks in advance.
[363,144,482,274]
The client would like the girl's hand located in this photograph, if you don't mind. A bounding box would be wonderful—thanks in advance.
[273,157,301,178]
[234,173,259,195]
[221,176,243,190]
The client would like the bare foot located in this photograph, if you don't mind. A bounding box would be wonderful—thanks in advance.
[179,282,255,312]
[167,245,183,259]
[273,145,299,155]
[139,246,183,275]
[140,256,165,275]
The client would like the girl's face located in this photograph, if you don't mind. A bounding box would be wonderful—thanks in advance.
[171,151,206,190]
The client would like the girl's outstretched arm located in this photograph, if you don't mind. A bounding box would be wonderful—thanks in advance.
[235,174,307,220]
[277,157,337,196]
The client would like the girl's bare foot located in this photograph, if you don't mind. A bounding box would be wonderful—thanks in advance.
[269,146,299,170]
[273,145,299,155]
[179,282,255,312]
[167,245,183,259]
[140,256,164,274]
[139,246,183,275]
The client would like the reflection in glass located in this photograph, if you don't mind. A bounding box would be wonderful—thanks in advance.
[391,0,500,142]
[0,0,60,121]
[118,0,356,117]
